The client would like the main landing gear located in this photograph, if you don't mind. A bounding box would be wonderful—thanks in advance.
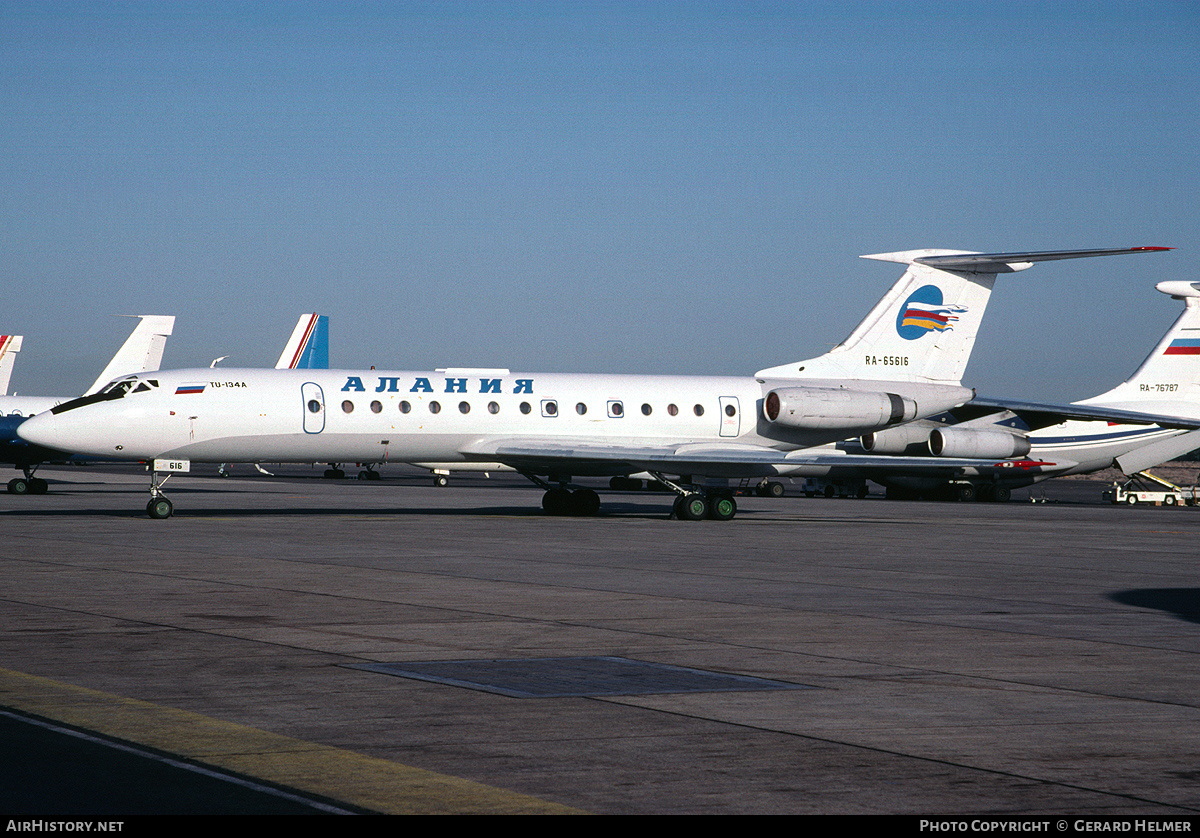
[520,472,602,517]
[521,471,740,521]
[7,466,48,495]
[652,472,737,521]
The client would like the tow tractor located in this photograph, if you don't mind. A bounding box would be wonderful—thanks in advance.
[1102,471,1198,506]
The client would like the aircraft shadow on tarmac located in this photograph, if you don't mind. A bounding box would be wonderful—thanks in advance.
[1110,588,1200,625]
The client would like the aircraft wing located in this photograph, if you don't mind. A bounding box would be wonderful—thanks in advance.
[961,397,1200,431]
[460,437,1077,479]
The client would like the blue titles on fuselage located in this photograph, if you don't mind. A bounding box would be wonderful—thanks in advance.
[341,375,533,394]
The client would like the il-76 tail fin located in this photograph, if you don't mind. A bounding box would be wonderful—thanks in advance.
[83,315,176,396]
[0,335,23,396]
[755,247,1170,385]
[1080,279,1200,419]
[275,313,329,369]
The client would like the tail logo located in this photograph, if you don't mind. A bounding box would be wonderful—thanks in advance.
[895,285,967,341]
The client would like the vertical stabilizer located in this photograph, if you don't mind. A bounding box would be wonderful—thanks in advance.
[755,247,1171,386]
[84,315,176,396]
[756,250,1003,384]
[275,314,329,369]
[0,335,23,396]
[1080,280,1200,418]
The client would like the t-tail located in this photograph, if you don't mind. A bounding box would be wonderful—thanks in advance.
[84,315,176,396]
[0,335,23,396]
[275,313,329,370]
[756,247,1171,386]
[1079,279,1200,420]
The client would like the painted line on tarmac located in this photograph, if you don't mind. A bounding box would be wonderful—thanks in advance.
[0,667,582,815]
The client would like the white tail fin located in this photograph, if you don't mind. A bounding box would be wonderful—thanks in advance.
[756,247,1172,385]
[0,335,23,396]
[84,315,176,396]
[1081,280,1200,419]
[275,313,329,369]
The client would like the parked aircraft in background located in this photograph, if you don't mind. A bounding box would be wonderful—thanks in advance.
[828,278,1200,500]
[275,313,329,370]
[17,247,1179,519]
[0,316,175,494]
[0,335,23,396]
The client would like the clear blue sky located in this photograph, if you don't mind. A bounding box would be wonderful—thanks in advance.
[2,1,1197,401]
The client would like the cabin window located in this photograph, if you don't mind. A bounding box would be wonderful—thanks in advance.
[520,402,532,414]
[370,401,382,414]
[641,403,652,416]
[342,400,354,413]
[488,401,500,414]
[667,404,679,416]
[542,400,558,417]
[725,404,736,417]
[693,404,704,417]
[307,400,321,414]
[399,401,411,413]
[576,402,587,415]
[459,401,470,414]
[608,401,624,418]
[429,401,441,414]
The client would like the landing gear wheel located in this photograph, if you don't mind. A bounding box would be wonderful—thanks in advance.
[992,485,1011,503]
[678,493,709,521]
[708,494,737,521]
[542,488,571,515]
[823,485,836,499]
[29,477,48,494]
[433,475,449,487]
[147,497,173,519]
[856,485,869,499]
[570,488,601,517]
[8,477,28,495]
[766,481,786,498]
[956,483,977,503]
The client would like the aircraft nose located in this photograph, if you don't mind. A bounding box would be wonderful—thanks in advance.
[15,411,70,451]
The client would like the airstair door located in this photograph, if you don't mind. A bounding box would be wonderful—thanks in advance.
[302,382,325,434]
[719,396,741,437]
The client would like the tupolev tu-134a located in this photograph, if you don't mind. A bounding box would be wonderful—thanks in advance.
[17,246,1187,520]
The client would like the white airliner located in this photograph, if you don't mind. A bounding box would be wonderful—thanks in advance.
[828,278,1200,500]
[0,315,176,494]
[17,247,1179,519]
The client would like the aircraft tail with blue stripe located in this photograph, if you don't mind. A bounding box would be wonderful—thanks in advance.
[275,314,329,370]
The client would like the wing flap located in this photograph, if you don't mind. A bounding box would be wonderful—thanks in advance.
[460,437,1077,479]
[967,397,1200,431]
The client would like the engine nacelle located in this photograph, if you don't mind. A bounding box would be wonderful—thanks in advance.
[763,387,917,431]
[861,424,933,454]
[928,428,1031,459]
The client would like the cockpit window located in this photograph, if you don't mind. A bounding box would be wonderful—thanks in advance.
[50,376,157,415]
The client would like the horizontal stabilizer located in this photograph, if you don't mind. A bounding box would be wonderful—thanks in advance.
[863,247,1171,274]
